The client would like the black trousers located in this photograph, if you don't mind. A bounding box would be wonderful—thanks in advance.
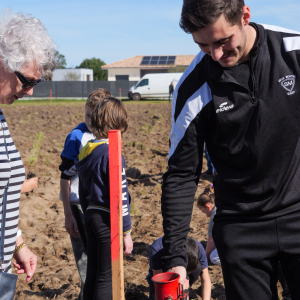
[213,210,300,300]
[149,264,202,300]
[84,209,112,300]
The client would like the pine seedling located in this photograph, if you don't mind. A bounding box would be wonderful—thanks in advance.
[28,132,44,166]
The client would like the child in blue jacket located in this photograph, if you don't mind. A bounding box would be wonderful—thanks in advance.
[75,97,132,300]
[59,88,112,300]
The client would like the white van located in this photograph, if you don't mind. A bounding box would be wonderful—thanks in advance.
[128,73,183,101]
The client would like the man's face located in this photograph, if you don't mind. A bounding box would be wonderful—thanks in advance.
[85,105,94,132]
[0,63,41,105]
[192,14,248,68]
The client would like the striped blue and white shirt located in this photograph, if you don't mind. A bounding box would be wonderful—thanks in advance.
[0,109,25,273]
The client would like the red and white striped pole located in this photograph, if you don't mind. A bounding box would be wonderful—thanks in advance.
[108,130,125,300]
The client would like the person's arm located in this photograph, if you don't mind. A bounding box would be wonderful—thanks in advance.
[60,178,78,238]
[161,68,207,283]
[13,232,37,282]
[205,236,216,259]
[21,177,38,194]
[200,268,211,300]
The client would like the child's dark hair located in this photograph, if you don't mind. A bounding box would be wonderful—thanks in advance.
[86,88,112,109]
[197,184,215,208]
[186,236,200,274]
[91,97,128,138]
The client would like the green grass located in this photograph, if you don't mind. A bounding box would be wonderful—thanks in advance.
[2,99,86,106]
[130,203,138,214]
[28,132,44,166]
[1,98,171,106]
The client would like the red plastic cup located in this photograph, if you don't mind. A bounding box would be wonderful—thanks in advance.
[152,272,180,300]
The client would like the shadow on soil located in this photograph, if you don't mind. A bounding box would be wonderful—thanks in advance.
[125,283,149,300]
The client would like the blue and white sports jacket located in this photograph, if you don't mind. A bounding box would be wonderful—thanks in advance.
[75,140,132,234]
[59,123,94,204]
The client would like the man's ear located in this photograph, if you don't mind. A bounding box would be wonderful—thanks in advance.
[241,5,251,26]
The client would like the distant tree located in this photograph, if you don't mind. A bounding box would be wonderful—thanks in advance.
[63,72,80,81]
[76,58,107,81]
[168,65,188,73]
[55,51,67,69]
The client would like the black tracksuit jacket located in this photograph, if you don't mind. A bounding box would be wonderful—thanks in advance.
[161,23,300,270]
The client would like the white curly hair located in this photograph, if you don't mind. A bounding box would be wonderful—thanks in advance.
[0,11,57,78]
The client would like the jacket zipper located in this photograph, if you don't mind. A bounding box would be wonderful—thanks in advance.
[249,55,257,103]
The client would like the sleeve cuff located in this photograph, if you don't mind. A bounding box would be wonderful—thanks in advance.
[162,256,187,272]
[61,172,72,180]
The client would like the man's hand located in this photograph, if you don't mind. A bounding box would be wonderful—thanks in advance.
[65,214,79,238]
[123,233,133,256]
[167,266,187,285]
[13,246,37,282]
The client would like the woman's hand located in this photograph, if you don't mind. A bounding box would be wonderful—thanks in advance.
[21,177,38,194]
[123,233,133,256]
[13,246,37,282]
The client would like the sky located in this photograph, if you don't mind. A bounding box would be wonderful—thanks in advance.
[1,0,300,68]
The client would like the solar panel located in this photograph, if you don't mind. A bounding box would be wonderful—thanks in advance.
[141,56,151,65]
[140,56,176,65]
[167,56,176,64]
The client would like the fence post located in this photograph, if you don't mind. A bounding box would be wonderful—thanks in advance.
[119,88,122,100]
[108,130,125,300]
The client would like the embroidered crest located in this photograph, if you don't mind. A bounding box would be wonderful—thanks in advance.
[278,75,296,95]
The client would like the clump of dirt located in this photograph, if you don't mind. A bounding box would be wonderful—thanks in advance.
[2,102,283,300]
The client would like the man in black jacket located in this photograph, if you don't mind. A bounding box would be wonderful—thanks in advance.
[169,81,174,103]
[161,0,300,299]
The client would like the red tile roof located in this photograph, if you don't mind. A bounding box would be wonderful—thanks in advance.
[101,55,196,69]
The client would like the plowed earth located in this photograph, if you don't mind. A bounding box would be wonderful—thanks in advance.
[1,102,282,299]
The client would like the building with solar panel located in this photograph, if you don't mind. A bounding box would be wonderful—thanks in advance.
[101,55,195,81]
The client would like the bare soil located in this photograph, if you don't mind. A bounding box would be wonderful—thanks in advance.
[1,102,282,299]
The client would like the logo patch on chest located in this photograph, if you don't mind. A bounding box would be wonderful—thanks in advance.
[278,75,296,95]
[216,102,234,114]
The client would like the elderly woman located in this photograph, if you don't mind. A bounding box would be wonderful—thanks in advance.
[0,12,56,290]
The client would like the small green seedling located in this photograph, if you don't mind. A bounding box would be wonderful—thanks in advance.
[28,132,44,166]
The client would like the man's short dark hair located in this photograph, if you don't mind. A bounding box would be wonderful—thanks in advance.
[186,236,200,274]
[180,0,245,33]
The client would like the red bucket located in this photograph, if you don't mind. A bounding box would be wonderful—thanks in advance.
[152,272,180,300]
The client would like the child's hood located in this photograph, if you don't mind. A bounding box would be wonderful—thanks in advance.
[75,140,109,180]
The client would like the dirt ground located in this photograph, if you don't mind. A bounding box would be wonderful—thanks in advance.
[1,101,283,299]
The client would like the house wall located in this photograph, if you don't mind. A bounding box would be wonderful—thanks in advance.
[52,69,93,81]
[107,68,140,81]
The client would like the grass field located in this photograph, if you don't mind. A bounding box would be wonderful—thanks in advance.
[10,98,171,106]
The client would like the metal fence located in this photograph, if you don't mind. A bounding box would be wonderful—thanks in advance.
[25,81,138,98]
